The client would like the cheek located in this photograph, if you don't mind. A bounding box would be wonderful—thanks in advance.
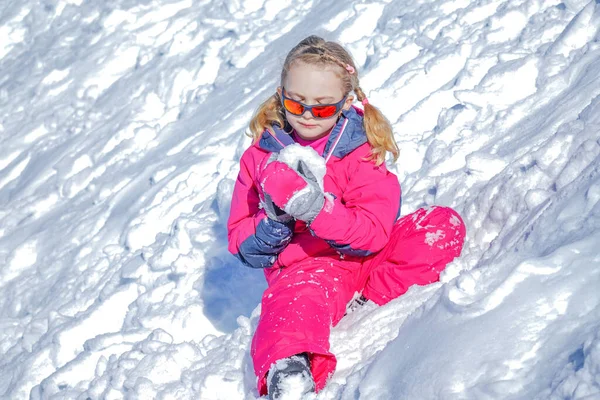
[321,118,338,130]
[286,111,303,121]
[285,113,300,125]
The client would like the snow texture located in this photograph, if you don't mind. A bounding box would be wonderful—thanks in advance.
[0,0,599,399]
[267,356,315,400]
[278,144,327,192]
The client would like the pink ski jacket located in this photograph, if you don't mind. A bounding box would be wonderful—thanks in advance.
[227,106,401,277]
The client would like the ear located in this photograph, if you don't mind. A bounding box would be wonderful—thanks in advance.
[276,86,283,97]
[342,94,354,111]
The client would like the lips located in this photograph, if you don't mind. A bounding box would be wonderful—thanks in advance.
[299,122,317,128]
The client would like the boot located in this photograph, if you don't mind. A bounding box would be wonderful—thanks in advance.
[345,294,369,315]
[267,353,315,400]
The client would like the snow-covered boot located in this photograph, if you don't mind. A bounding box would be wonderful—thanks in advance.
[267,353,315,400]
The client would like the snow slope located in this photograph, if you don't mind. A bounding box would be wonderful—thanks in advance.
[0,0,599,398]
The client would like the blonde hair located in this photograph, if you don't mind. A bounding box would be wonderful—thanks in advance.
[248,35,399,165]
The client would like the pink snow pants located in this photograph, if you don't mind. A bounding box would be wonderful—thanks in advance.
[252,206,466,396]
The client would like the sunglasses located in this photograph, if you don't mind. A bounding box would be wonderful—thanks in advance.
[281,88,347,119]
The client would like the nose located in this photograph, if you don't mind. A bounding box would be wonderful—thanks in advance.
[300,109,313,119]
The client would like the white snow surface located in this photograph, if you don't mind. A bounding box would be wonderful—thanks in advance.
[1,0,599,399]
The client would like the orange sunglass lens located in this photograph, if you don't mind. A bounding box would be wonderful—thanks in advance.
[283,99,304,115]
[312,105,337,118]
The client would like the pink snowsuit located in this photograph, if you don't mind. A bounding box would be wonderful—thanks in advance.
[227,107,466,396]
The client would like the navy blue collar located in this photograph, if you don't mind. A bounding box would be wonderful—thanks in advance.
[258,107,367,160]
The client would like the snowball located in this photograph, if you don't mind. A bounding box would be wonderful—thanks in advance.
[277,144,326,191]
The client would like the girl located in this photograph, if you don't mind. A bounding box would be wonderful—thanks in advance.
[227,36,466,399]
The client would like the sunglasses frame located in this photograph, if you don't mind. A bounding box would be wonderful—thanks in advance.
[280,87,348,119]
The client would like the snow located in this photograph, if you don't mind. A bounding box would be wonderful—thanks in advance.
[267,356,315,400]
[277,144,327,190]
[0,0,599,399]
[273,374,316,400]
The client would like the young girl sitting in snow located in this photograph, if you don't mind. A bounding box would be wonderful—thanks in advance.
[227,35,466,399]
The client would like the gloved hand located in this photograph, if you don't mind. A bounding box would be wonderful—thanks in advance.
[260,158,325,222]
[261,191,294,223]
[259,154,294,223]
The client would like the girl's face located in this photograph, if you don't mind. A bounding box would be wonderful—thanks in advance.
[279,61,354,140]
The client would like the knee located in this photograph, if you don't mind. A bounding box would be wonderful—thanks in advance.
[430,206,465,233]
[419,206,466,249]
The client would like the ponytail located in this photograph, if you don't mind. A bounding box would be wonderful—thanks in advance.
[355,87,399,166]
[248,93,285,141]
